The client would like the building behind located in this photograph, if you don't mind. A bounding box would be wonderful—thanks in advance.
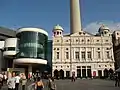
[52,0,115,79]
[0,27,16,71]
[112,31,120,70]
[0,27,48,77]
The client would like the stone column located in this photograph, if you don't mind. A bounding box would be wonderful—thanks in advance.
[70,0,82,34]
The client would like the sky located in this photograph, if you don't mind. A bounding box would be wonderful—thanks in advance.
[0,0,120,38]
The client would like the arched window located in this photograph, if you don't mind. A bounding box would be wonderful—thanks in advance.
[57,32,59,35]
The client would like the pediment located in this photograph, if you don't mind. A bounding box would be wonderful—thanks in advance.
[70,31,94,36]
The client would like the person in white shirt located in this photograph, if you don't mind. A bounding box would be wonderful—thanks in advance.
[15,73,20,90]
[7,72,16,90]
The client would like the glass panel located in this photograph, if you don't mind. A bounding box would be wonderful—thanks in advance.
[16,31,48,59]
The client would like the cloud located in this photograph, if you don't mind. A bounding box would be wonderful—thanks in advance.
[83,21,120,34]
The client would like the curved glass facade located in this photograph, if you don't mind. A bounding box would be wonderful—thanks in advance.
[16,31,48,60]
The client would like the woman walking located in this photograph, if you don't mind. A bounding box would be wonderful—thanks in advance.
[35,77,44,90]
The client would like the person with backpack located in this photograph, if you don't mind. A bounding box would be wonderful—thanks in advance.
[35,77,44,90]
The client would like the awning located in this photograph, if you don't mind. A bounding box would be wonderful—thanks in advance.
[116,67,120,72]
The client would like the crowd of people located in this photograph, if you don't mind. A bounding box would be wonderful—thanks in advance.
[0,71,57,90]
[0,71,119,90]
[0,71,27,90]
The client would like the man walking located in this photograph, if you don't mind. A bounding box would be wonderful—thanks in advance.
[115,73,119,87]
[7,72,16,90]
[15,73,20,90]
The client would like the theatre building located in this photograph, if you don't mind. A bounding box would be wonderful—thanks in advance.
[52,0,115,79]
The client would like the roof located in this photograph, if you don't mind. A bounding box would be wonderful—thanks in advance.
[99,25,110,32]
[0,27,16,38]
[53,24,64,31]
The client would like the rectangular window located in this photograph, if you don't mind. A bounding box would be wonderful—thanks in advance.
[57,52,59,59]
[75,52,79,59]
[66,52,69,59]
[87,52,91,59]
[81,52,85,59]
[98,52,100,59]
[106,51,110,58]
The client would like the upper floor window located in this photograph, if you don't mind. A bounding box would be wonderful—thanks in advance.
[66,40,68,42]
[98,52,100,59]
[66,48,68,50]
[79,32,81,35]
[97,40,99,42]
[76,39,78,42]
[57,32,59,35]
[106,40,108,42]
[56,52,59,59]
[4,47,15,51]
[66,52,69,59]
[104,31,107,34]
[82,39,84,42]
[81,52,85,59]
[57,40,59,42]
[75,52,79,59]
[106,48,109,50]
[106,51,110,59]
[57,48,59,50]
[87,52,91,59]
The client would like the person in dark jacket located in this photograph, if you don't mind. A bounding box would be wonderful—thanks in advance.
[115,73,120,87]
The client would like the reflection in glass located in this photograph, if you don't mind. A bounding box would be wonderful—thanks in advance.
[16,31,48,59]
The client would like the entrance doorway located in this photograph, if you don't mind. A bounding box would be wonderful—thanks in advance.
[87,69,91,78]
[109,68,114,80]
[66,71,70,78]
[59,69,64,79]
[77,69,81,78]
[54,69,59,79]
[98,70,102,78]
[82,69,86,78]
[104,69,109,78]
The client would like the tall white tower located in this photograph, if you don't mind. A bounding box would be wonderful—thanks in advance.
[70,0,82,34]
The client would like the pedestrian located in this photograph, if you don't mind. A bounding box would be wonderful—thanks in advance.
[3,73,7,84]
[15,73,20,90]
[0,73,3,86]
[35,77,44,90]
[114,73,119,87]
[49,77,56,90]
[71,74,75,82]
[47,76,52,90]
[0,77,3,89]
[20,73,27,90]
[7,72,16,90]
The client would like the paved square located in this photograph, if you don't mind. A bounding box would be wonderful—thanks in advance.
[1,79,120,90]
[45,79,120,90]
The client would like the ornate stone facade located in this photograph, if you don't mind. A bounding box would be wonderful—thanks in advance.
[52,25,115,78]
